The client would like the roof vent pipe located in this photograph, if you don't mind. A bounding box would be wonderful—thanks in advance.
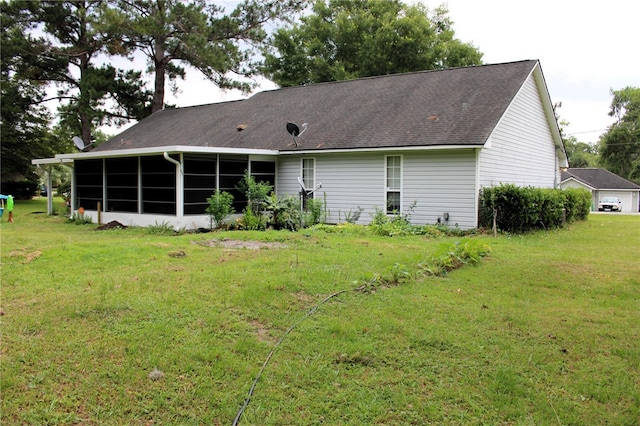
[163,152,183,175]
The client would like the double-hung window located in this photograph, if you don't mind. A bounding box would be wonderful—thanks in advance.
[385,155,402,214]
[301,158,315,193]
[301,158,315,209]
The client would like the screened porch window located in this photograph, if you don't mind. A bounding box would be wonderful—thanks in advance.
[385,155,402,214]
[250,161,276,188]
[184,154,217,215]
[141,155,176,215]
[75,159,103,210]
[219,156,249,211]
[106,157,138,212]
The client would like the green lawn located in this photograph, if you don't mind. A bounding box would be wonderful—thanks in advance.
[1,198,639,425]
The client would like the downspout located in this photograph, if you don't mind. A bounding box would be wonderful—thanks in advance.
[163,152,184,225]
[163,152,183,175]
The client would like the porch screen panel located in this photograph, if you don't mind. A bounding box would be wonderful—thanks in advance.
[75,159,103,210]
[184,154,217,215]
[219,156,248,211]
[106,157,138,212]
[250,161,276,188]
[141,155,176,215]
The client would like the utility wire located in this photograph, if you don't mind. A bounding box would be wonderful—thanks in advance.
[232,281,370,426]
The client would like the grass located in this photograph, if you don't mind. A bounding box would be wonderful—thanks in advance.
[1,198,639,425]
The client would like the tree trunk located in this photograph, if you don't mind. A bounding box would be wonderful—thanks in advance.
[151,36,167,114]
[79,54,92,146]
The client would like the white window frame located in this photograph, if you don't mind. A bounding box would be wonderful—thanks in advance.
[384,155,402,214]
[301,158,316,196]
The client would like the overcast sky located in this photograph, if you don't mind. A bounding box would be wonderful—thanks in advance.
[156,0,639,144]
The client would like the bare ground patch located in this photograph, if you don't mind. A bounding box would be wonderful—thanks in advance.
[196,239,287,250]
[6,249,42,264]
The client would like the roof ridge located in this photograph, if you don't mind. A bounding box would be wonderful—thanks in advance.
[260,59,540,94]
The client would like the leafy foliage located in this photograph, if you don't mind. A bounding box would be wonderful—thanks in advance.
[100,0,307,113]
[303,197,325,227]
[262,0,483,87]
[236,171,273,216]
[0,2,60,192]
[264,193,301,231]
[419,239,492,276]
[563,135,599,168]
[598,86,640,183]
[146,220,185,235]
[478,184,591,233]
[206,190,235,230]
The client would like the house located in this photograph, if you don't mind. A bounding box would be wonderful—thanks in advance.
[33,60,568,230]
[560,168,640,212]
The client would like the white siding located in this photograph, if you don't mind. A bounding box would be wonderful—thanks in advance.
[479,74,559,189]
[277,149,478,229]
[403,149,478,229]
[277,152,384,224]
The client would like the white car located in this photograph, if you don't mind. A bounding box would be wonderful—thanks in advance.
[598,197,622,212]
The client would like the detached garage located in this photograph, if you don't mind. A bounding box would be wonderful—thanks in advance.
[560,168,640,212]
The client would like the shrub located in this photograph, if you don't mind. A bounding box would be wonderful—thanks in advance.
[479,184,591,233]
[303,197,325,227]
[206,190,234,230]
[236,171,272,216]
[264,193,301,231]
[239,207,267,230]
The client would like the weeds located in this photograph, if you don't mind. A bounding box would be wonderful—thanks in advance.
[66,212,92,225]
[419,239,492,276]
[146,220,186,235]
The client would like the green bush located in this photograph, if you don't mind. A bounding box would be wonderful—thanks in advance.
[206,190,234,229]
[238,207,267,230]
[303,197,325,227]
[479,184,591,233]
[264,193,301,231]
[236,171,272,216]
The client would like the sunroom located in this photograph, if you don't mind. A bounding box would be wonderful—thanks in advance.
[33,146,279,229]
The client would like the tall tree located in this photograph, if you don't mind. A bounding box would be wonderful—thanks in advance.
[0,1,62,193]
[598,87,640,182]
[262,0,483,87]
[564,136,598,168]
[10,0,153,146]
[100,0,306,114]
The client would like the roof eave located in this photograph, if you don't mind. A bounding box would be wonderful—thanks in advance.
[279,144,484,155]
[37,145,280,162]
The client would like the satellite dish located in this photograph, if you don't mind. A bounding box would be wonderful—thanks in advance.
[286,122,308,147]
[73,136,85,150]
[286,122,300,136]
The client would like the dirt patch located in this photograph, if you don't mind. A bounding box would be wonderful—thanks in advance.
[250,320,277,344]
[197,239,287,250]
[7,250,42,264]
[96,221,127,231]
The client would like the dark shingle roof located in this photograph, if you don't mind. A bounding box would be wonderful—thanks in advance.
[94,60,540,153]
[561,168,640,190]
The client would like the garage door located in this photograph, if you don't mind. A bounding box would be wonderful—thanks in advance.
[600,191,633,212]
